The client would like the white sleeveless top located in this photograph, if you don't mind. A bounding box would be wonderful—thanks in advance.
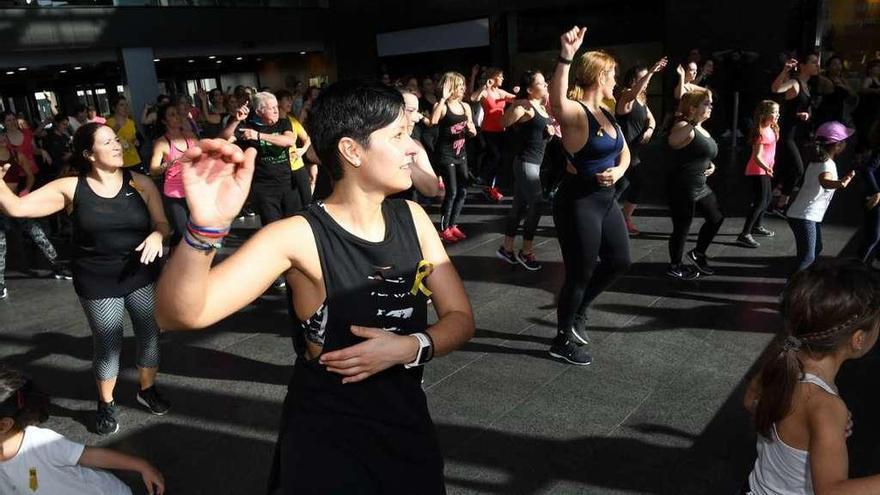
[747,373,838,495]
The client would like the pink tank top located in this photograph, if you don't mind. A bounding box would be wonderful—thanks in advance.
[4,128,37,173]
[162,135,193,198]
[480,93,507,133]
[745,126,777,176]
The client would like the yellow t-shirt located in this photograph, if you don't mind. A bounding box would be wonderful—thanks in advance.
[288,115,306,171]
[107,116,141,167]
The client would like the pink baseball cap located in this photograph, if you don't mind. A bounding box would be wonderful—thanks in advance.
[815,121,854,143]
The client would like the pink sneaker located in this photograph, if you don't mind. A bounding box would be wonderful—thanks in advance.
[450,225,467,240]
[439,228,459,243]
[625,217,640,236]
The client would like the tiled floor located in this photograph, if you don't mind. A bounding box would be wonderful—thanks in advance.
[1,154,878,494]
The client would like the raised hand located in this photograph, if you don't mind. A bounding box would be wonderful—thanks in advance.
[784,58,798,71]
[234,101,250,122]
[651,57,669,73]
[181,139,257,229]
[560,26,587,60]
[441,82,453,101]
[471,64,481,77]
[676,64,686,78]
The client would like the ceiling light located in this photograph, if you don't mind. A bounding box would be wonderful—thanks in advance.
[153,58,160,62]
[60,70,67,74]
[208,55,216,60]
[187,59,194,63]
[74,66,82,70]
[235,56,243,61]
[5,71,14,75]
[299,51,306,55]
[17,67,26,71]
[216,60,222,64]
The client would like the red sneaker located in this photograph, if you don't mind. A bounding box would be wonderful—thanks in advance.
[625,217,640,236]
[450,225,467,240]
[490,187,504,202]
[439,228,459,243]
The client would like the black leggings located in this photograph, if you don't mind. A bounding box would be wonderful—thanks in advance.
[777,128,806,196]
[668,190,725,264]
[553,175,632,339]
[860,205,880,262]
[481,131,505,187]
[291,166,312,209]
[163,195,189,246]
[503,158,543,241]
[439,160,468,230]
[741,175,771,235]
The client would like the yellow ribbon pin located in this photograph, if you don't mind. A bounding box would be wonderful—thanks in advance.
[29,467,38,492]
[409,260,434,297]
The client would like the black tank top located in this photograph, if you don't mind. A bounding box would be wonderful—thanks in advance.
[511,102,550,164]
[780,79,812,141]
[200,116,226,139]
[71,170,159,299]
[435,102,468,165]
[616,99,649,165]
[667,126,718,201]
[288,199,435,437]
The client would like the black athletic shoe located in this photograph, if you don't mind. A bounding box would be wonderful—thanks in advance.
[549,339,592,366]
[666,264,700,281]
[570,314,590,345]
[736,233,760,249]
[496,247,517,265]
[272,277,286,290]
[0,283,7,299]
[752,226,775,237]
[516,250,542,271]
[95,401,119,435]
[137,386,171,416]
[687,250,715,276]
[51,263,73,280]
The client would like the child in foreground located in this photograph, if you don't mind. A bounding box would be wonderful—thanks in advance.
[0,365,165,494]
[744,259,880,494]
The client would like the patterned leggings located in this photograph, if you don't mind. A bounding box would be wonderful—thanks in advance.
[79,283,161,381]
[0,216,58,285]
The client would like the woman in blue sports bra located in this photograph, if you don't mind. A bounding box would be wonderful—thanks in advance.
[547,26,633,366]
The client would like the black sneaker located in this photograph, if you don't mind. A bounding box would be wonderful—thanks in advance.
[751,226,775,237]
[51,263,73,280]
[495,247,517,265]
[570,314,590,345]
[515,250,542,271]
[687,250,715,276]
[549,339,592,366]
[137,386,171,416]
[272,277,286,290]
[0,283,7,299]
[736,233,760,249]
[95,400,119,435]
[666,264,700,281]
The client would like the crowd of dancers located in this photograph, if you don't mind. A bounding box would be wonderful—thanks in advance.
[0,23,879,495]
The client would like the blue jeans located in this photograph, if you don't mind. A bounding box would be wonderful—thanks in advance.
[788,218,822,273]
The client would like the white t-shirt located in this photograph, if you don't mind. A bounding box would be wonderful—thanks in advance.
[0,426,132,495]
[787,159,837,222]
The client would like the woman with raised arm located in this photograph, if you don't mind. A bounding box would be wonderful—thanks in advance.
[769,55,819,214]
[614,58,668,235]
[548,26,632,366]
[155,80,474,495]
[472,67,517,202]
[149,104,197,245]
[0,123,171,436]
[432,72,477,242]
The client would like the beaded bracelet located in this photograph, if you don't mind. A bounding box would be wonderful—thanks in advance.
[183,230,223,251]
[186,221,231,239]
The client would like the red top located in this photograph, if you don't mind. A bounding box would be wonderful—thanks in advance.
[480,93,507,133]
[745,126,777,176]
[1,145,25,185]
[4,128,37,173]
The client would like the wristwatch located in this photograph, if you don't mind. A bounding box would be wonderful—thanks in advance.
[404,332,433,369]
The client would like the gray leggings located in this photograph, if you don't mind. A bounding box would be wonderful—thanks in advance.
[0,216,58,285]
[503,158,544,241]
[79,283,161,380]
